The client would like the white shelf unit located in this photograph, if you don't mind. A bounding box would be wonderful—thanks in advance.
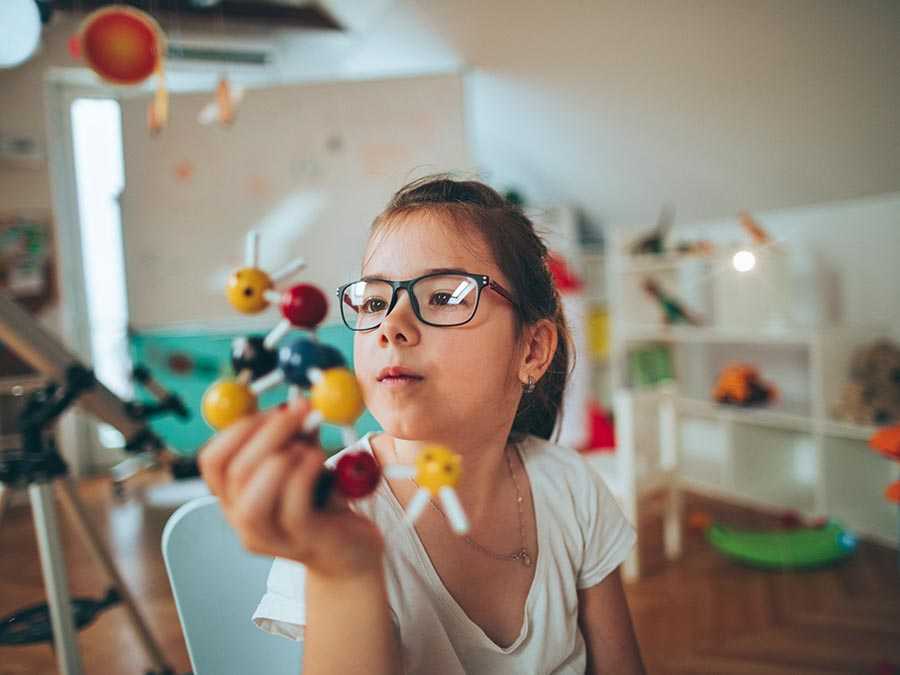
[601,229,899,550]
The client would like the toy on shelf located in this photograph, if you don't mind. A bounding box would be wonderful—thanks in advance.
[869,426,900,504]
[588,306,610,361]
[642,277,703,326]
[673,238,714,256]
[833,339,900,426]
[626,205,713,258]
[712,364,778,407]
[738,210,772,246]
[583,401,615,452]
[629,205,674,256]
[385,444,470,535]
[628,344,674,388]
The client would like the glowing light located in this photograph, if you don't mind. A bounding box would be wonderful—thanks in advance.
[733,250,756,272]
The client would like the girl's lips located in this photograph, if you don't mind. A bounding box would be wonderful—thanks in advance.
[377,366,424,381]
[379,375,424,386]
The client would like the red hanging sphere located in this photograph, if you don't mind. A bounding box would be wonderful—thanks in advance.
[281,283,328,329]
[334,451,381,499]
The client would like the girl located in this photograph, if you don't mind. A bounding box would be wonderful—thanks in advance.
[199,175,646,674]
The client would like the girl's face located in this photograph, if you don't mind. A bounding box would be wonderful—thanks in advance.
[353,211,524,444]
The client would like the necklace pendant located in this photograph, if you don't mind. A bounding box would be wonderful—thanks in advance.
[519,550,532,567]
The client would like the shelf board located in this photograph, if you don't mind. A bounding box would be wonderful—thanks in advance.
[821,419,880,441]
[664,392,882,441]
[620,323,817,346]
[677,396,814,433]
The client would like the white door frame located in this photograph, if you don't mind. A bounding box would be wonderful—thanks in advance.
[44,73,125,476]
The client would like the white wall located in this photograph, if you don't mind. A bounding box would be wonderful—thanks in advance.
[411,0,900,227]
[118,73,470,329]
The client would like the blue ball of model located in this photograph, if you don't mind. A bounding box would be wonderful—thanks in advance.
[278,337,345,388]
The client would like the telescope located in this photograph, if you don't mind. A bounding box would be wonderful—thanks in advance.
[0,290,181,675]
[0,290,162,452]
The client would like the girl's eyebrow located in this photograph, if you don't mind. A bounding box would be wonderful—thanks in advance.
[360,267,469,282]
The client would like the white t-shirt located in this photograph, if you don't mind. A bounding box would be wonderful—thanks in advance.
[252,432,636,675]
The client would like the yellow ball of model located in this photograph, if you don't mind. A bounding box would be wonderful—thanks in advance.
[202,379,258,430]
[415,444,462,495]
[309,367,365,426]
[226,267,273,314]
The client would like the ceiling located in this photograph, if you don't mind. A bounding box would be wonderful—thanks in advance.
[52,0,343,30]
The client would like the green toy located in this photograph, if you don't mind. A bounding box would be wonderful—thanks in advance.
[707,520,857,569]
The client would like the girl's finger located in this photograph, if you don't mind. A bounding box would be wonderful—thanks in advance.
[225,397,314,502]
[278,448,327,536]
[231,452,297,553]
[197,411,267,499]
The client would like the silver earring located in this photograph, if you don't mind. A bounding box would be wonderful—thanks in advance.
[524,376,536,394]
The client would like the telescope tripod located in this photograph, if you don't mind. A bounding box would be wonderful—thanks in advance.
[0,367,176,675]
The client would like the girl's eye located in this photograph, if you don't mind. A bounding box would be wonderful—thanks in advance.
[429,291,466,307]
[360,297,387,313]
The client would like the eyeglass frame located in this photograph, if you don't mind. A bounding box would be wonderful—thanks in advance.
[336,270,519,331]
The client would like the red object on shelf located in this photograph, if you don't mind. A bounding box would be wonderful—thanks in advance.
[334,451,381,499]
[281,284,328,329]
[870,425,900,462]
[547,251,583,292]
[583,401,615,452]
[885,480,900,504]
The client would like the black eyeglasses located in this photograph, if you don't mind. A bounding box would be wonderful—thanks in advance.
[336,271,518,331]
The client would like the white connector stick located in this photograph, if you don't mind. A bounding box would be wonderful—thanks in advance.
[263,319,291,350]
[250,369,284,395]
[403,489,430,527]
[271,258,307,284]
[245,231,260,268]
[439,486,470,534]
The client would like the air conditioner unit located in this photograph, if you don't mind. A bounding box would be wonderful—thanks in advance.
[165,35,279,73]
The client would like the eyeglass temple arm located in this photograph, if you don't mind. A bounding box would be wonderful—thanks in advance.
[488,280,517,307]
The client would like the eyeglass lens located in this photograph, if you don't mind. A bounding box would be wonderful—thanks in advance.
[341,274,479,329]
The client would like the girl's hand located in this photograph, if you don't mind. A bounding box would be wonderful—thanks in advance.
[198,397,384,579]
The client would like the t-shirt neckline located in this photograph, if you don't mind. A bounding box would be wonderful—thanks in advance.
[360,432,543,654]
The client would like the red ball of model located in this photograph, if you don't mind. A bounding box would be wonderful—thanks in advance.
[334,451,381,499]
[281,284,328,329]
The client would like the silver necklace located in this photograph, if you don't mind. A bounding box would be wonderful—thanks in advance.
[392,442,533,567]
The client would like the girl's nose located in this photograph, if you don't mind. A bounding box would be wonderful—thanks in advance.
[378,290,420,346]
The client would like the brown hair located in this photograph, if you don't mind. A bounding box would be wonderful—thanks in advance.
[369,173,574,444]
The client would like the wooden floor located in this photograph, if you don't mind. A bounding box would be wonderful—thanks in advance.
[0,470,898,675]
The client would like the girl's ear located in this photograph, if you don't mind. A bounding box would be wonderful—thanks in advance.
[518,318,558,385]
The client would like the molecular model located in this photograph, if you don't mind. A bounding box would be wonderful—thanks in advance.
[200,231,469,533]
[201,231,377,503]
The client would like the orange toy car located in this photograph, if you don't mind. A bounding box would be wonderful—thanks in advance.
[713,364,778,406]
